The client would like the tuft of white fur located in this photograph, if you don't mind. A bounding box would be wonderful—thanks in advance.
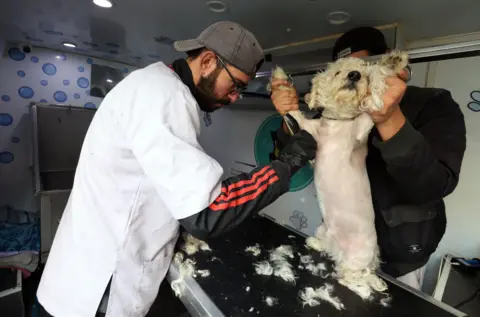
[266,66,291,92]
[265,296,279,307]
[305,237,324,252]
[305,263,329,278]
[254,261,274,276]
[171,258,197,297]
[300,255,314,264]
[246,286,251,292]
[245,244,262,256]
[182,233,211,255]
[270,246,296,283]
[380,295,392,307]
[299,284,345,310]
[196,269,210,278]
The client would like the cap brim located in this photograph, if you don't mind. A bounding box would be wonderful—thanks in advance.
[174,39,205,52]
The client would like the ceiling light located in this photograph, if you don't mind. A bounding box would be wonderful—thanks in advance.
[327,11,351,25]
[106,79,113,83]
[93,0,114,8]
[62,42,76,48]
[206,1,227,13]
[286,28,292,33]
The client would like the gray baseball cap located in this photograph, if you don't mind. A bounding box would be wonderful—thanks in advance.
[174,21,264,77]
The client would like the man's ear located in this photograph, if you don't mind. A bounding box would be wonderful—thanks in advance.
[200,50,218,76]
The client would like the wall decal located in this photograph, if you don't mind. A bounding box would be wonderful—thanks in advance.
[0,151,14,164]
[468,90,480,112]
[73,93,80,99]
[8,48,25,61]
[78,66,85,72]
[289,210,308,230]
[18,86,34,99]
[17,71,26,77]
[77,77,90,88]
[40,80,48,86]
[1,95,11,102]
[31,56,39,63]
[84,102,96,109]
[53,91,67,102]
[0,113,13,126]
[63,80,70,86]
[42,63,57,76]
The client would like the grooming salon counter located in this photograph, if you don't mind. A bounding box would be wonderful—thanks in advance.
[167,217,468,317]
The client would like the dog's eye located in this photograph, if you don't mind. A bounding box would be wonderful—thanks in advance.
[335,71,340,76]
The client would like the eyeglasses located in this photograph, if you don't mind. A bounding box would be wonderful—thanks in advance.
[216,56,248,94]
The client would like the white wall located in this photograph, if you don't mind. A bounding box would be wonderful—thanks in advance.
[422,56,480,293]
[0,41,136,211]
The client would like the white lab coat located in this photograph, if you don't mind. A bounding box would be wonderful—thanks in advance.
[37,62,223,317]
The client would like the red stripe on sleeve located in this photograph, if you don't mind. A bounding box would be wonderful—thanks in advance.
[220,166,271,195]
[215,169,276,203]
[209,176,280,211]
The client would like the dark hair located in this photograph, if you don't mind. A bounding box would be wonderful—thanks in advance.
[186,47,208,60]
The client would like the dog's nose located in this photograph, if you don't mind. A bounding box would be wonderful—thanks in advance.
[348,71,361,82]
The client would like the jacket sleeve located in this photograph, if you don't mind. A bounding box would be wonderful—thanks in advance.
[179,161,291,239]
[372,89,466,204]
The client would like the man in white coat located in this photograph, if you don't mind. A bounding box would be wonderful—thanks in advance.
[37,21,317,317]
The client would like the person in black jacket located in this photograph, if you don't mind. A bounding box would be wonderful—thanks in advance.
[270,26,467,290]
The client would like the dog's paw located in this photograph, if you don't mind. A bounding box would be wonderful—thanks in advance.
[290,210,308,230]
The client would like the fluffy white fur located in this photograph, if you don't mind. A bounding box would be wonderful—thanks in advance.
[254,261,274,275]
[299,284,345,310]
[245,244,262,256]
[265,296,279,306]
[269,245,296,283]
[171,253,197,297]
[181,233,212,255]
[273,51,409,300]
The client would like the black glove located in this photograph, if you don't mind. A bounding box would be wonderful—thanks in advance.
[277,130,317,175]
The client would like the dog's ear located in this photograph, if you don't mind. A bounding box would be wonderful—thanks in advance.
[308,71,329,109]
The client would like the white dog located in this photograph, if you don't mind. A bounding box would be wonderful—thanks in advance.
[272,51,408,300]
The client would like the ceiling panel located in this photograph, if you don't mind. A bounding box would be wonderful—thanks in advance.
[1,0,479,68]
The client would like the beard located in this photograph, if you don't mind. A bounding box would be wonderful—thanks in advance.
[194,67,231,113]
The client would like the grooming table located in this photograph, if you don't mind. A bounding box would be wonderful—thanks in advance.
[167,217,468,317]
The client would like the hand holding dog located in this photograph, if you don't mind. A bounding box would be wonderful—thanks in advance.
[270,79,299,115]
[370,70,409,141]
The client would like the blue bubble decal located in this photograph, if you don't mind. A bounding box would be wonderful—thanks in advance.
[124,67,129,73]
[42,63,57,76]
[0,152,14,164]
[73,93,80,99]
[87,58,93,64]
[78,66,85,72]
[84,102,96,109]
[11,136,20,143]
[8,48,26,61]
[63,80,70,86]
[40,80,48,86]
[31,56,39,63]
[0,113,13,126]
[106,42,120,48]
[18,86,34,99]
[17,70,26,77]
[1,95,11,102]
[57,54,66,61]
[53,91,67,102]
[40,99,48,103]
[44,30,63,36]
[77,77,89,88]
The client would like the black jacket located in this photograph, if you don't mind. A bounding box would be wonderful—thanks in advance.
[276,86,466,277]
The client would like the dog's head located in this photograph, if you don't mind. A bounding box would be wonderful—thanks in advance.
[306,57,370,120]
